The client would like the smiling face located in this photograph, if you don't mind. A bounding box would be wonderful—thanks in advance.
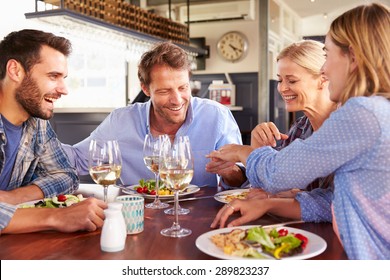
[15,45,68,120]
[276,57,323,113]
[322,34,352,103]
[143,64,191,129]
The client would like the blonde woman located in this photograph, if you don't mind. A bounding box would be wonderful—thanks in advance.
[208,3,390,259]
[211,40,337,228]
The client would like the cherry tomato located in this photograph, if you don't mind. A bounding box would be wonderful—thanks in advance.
[136,187,143,193]
[142,186,149,193]
[57,194,67,202]
[294,233,308,249]
[149,190,156,195]
[278,228,288,236]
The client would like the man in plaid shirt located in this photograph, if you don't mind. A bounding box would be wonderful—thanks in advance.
[0,29,105,234]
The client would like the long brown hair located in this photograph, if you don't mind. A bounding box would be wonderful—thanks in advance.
[328,3,390,104]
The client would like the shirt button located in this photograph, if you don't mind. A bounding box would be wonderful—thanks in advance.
[24,142,28,146]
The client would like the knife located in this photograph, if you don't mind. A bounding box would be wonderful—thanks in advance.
[165,195,215,203]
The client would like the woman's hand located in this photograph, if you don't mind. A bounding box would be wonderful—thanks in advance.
[207,144,254,166]
[210,197,271,228]
[251,122,288,148]
[246,188,270,199]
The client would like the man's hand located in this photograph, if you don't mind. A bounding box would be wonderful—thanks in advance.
[3,197,107,234]
[205,158,245,187]
[51,197,107,232]
[207,144,254,166]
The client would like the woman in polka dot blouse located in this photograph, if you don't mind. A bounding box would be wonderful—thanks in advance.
[211,40,338,228]
[208,3,390,260]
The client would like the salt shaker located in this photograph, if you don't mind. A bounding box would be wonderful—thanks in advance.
[100,202,126,252]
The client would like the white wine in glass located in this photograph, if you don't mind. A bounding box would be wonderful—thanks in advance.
[160,135,193,238]
[89,139,122,203]
[162,171,191,216]
[143,133,169,209]
[143,155,160,174]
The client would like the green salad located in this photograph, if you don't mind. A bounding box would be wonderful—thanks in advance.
[211,226,308,259]
[19,194,86,208]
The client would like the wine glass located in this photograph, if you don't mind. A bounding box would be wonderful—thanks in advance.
[143,133,169,209]
[88,139,122,203]
[163,183,190,215]
[164,197,190,215]
[160,135,193,237]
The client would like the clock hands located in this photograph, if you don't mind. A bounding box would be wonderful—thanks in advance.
[229,43,242,53]
[217,32,248,62]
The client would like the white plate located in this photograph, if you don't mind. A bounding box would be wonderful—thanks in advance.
[195,225,327,260]
[77,184,121,202]
[18,200,42,208]
[122,184,200,199]
[214,189,250,204]
[18,184,121,208]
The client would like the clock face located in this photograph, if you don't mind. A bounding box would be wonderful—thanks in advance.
[217,31,248,62]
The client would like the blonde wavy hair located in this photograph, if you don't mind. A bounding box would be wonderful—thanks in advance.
[328,3,390,104]
[277,39,325,77]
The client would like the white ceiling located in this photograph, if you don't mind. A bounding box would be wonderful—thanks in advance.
[280,0,390,18]
[148,0,390,18]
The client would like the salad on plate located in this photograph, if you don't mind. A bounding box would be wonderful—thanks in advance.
[126,179,199,198]
[19,194,86,208]
[211,226,308,259]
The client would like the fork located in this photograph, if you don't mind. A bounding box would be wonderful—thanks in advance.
[242,240,276,259]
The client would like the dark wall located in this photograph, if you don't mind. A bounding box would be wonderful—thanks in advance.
[50,112,109,183]
[50,112,109,145]
[192,72,258,144]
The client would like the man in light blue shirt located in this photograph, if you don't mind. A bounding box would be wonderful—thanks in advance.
[63,42,247,189]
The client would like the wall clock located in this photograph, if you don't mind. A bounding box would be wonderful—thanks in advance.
[216,31,249,62]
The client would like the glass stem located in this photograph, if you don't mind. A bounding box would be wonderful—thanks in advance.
[154,173,160,203]
[173,190,180,230]
[103,185,108,203]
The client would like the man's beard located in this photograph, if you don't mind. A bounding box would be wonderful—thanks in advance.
[154,102,187,125]
[15,74,53,120]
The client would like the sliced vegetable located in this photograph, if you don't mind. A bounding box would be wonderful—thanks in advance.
[246,227,275,249]
[51,196,65,206]
[57,194,67,202]
[294,233,308,249]
[273,243,291,259]
[278,228,288,236]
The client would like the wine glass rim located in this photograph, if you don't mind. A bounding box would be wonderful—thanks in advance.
[90,139,119,142]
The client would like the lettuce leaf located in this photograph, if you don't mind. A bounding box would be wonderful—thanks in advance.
[246,227,275,249]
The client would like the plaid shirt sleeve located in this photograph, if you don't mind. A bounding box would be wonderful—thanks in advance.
[30,120,79,197]
[8,119,79,197]
[0,202,17,231]
[275,116,313,150]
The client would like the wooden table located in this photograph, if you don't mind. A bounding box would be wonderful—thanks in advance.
[0,187,348,260]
